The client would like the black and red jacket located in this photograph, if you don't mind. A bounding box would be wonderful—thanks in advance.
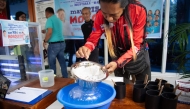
[85,3,147,68]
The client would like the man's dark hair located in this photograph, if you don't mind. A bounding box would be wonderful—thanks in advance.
[99,0,135,30]
[99,0,131,8]
[82,7,91,12]
[15,11,26,20]
[45,7,54,14]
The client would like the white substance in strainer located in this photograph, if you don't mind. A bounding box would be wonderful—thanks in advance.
[71,64,106,81]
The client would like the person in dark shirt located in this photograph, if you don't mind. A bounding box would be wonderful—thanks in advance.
[81,7,99,63]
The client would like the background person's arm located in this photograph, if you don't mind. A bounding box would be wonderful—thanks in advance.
[41,29,46,34]
[43,18,53,49]
[43,28,52,49]
[44,28,52,42]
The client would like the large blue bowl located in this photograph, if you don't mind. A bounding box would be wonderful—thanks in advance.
[57,82,116,109]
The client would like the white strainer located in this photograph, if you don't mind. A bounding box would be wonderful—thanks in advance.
[71,61,109,82]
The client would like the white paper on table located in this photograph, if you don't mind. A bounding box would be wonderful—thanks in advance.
[5,87,48,102]
[103,76,124,87]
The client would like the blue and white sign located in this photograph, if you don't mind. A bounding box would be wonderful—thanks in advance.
[0,20,29,46]
[141,0,164,38]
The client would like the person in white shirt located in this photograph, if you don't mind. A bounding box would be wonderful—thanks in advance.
[56,8,74,36]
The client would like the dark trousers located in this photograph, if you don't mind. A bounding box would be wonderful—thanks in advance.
[47,42,68,78]
[0,47,5,55]
[76,47,99,63]
[75,40,84,62]
[75,39,99,63]
[88,47,99,63]
[114,50,151,83]
[65,40,75,66]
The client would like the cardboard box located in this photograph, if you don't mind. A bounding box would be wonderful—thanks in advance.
[175,79,190,105]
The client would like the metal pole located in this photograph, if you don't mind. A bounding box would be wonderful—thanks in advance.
[104,38,108,65]
[161,0,170,73]
[35,23,45,70]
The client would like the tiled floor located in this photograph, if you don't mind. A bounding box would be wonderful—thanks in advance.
[46,72,184,109]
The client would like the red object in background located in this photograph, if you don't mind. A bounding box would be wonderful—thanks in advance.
[0,10,8,47]
[0,24,3,47]
[0,10,7,19]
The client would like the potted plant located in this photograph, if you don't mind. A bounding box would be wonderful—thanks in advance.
[168,23,190,78]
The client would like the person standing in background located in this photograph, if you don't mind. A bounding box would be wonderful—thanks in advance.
[14,11,27,55]
[15,11,41,72]
[15,11,26,21]
[43,7,68,78]
[81,7,99,63]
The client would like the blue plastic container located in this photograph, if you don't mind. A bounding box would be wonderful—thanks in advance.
[57,82,116,109]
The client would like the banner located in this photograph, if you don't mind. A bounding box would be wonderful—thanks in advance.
[54,0,100,39]
[0,20,29,46]
[54,0,163,39]
[141,0,164,38]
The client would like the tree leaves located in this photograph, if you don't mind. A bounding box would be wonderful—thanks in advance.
[168,23,190,77]
[169,23,190,52]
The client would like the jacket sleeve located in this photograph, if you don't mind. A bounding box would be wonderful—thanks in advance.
[81,24,84,35]
[84,11,104,51]
[117,4,147,68]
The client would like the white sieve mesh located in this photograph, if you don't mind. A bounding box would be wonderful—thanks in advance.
[71,61,107,82]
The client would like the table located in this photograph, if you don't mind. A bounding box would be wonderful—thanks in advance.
[0,77,74,109]
[109,83,190,109]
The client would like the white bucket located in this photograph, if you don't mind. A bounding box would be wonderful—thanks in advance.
[38,69,55,87]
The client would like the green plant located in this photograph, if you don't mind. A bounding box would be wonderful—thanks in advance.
[168,23,190,79]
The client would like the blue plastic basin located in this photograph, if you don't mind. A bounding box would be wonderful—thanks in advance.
[57,82,116,109]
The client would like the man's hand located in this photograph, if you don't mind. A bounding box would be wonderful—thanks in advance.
[43,42,47,50]
[42,30,46,34]
[76,46,91,60]
[105,61,118,73]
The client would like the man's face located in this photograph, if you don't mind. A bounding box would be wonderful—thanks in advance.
[100,2,124,23]
[154,22,158,26]
[147,22,150,27]
[45,11,49,18]
[19,14,26,21]
[148,10,152,15]
[57,11,65,21]
[82,9,91,22]
[155,10,159,15]
[0,0,6,10]
[155,16,159,20]
[148,16,152,21]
